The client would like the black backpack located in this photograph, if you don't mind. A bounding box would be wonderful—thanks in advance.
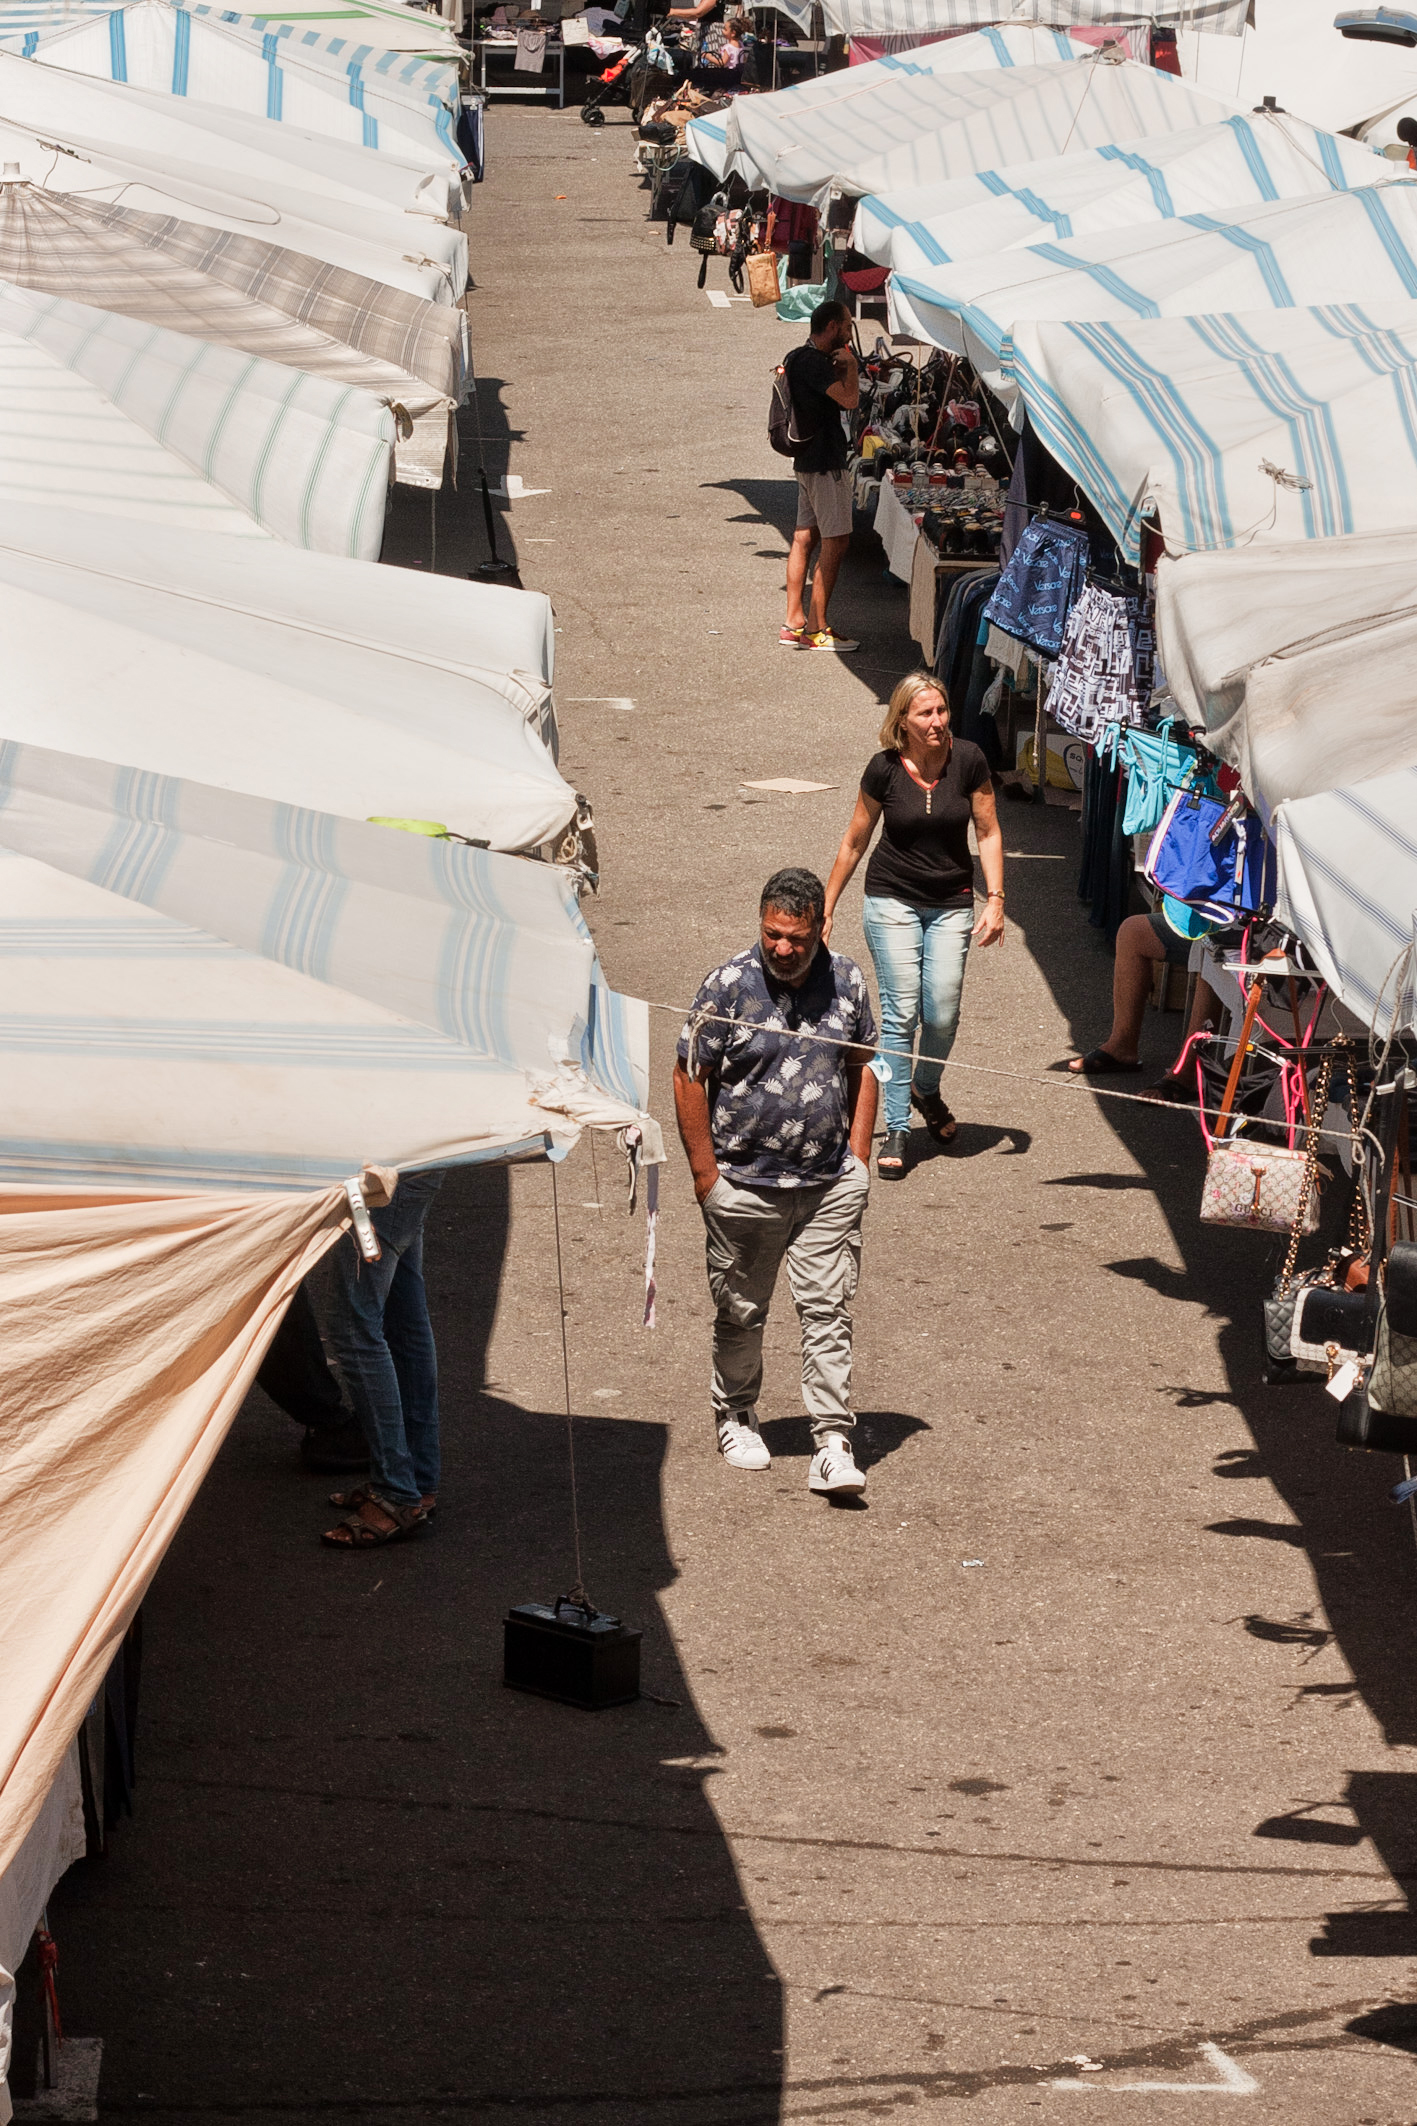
[768,345,815,459]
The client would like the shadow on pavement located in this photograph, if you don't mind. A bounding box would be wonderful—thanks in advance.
[1000,793,1417,1964]
[381,378,524,584]
[760,1408,930,1468]
[49,1164,783,2125]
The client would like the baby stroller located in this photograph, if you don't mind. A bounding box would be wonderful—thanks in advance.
[580,21,680,124]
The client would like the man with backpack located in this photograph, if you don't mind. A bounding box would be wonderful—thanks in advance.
[773,298,859,652]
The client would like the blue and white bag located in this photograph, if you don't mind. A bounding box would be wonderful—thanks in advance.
[1145,786,1276,936]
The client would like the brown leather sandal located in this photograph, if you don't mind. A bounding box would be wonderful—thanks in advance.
[321,1495,427,1548]
[330,1483,437,1521]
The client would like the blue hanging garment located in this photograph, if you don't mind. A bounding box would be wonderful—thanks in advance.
[982,515,1089,659]
[1120,719,1210,839]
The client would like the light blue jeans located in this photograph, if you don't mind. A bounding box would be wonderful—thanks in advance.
[861,896,974,1133]
[325,1168,445,1507]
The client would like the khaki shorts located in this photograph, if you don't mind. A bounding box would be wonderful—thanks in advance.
[795,467,853,540]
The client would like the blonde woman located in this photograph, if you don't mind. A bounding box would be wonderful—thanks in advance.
[823,672,1004,1178]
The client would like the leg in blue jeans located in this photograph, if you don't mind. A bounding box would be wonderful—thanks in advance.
[325,1168,445,1508]
[862,897,972,1130]
[913,903,974,1101]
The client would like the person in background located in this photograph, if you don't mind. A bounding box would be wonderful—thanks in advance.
[320,1169,446,1548]
[782,299,860,654]
[674,868,877,1496]
[1063,911,1221,1098]
[823,671,1004,1178]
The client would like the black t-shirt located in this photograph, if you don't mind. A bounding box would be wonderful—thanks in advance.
[860,741,991,906]
[788,344,848,475]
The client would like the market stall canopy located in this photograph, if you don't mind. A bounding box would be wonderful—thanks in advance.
[0,280,395,553]
[0,115,466,303]
[0,504,575,851]
[0,48,460,217]
[855,113,1382,268]
[10,1,464,181]
[890,181,1417,388]
[1178,0,1417,134]
[0,745,648,1194]
[770,0,1248,32]
[0,753,651,1886]
[1156,531,1417,811]
[1274,777,1417,1034]
[1006,300,1417,563]
[723,51,1243,202]
[0,0,464,52]
[0,178,461,484]
[687,24,1089,176]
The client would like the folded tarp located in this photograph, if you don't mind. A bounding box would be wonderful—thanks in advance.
[687,24,1088,175]
[723,52,1242,202]
[0,279,393,553]
[1007,301,1417,563]
[1178,0,1417,135]
[1156,532,1417,810]
[12,0,464,181]
[0,115,465,302]
[0,504,575,851]
[0,180,461,485]
[855,113,1383,268]
[890,181,1417,390]
[0,49,460,218]
[772,0,1248,32]
[1274,782,1417,1034]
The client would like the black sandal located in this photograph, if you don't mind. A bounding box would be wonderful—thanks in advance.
[877,1129,910,1178]
[911,1083,957,1143]
[1062,1048,1144,1077]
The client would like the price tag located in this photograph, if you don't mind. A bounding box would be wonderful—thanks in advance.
[1326,1360,1361,1403]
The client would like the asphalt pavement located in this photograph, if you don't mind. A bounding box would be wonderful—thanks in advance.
[46,97,1417,2126]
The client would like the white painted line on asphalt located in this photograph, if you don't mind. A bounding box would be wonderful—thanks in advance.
[1051,2042,1259,2096]
[566,697,635,712]
[742,778,836,795]
[705,290,732,308]
[495,475,551,498]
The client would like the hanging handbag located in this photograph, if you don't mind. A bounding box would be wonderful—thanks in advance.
[1145,786,1277,927]
[1368,1241,1417,1418]
[1120,719,1201,839]
[745,248,781,307]
[1263,1045,1335,1378]
[1199,983,1320,1234]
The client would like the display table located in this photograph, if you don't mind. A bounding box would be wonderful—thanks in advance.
[475,33,565,106]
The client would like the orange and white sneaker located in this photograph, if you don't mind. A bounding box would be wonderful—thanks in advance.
[800,628,859,652]
[779,623,806,647]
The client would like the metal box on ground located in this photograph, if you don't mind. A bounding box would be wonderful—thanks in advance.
[503,1596,641,1709]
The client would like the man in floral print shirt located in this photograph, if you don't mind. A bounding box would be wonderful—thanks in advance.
[673,869,877,1495]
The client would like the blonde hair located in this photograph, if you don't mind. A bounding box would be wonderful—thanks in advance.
[879,671,949,752]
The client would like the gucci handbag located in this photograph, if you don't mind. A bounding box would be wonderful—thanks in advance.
[1368,1241,1417,1419]
[1200,984,1319,1235]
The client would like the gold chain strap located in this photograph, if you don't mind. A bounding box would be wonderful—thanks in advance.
[1341,1040,1373,1260]
[1276,1046,1335,1296]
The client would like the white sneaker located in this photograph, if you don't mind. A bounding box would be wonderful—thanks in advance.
[809,1433,866,1494]
[717,1412,771,1470]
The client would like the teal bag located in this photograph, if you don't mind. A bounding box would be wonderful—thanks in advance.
[1120,718,1205,838]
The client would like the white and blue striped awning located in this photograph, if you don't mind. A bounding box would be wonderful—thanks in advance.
[770,0,1248,33]
[687,25,1089,176]
[5,2,462,172]
[1276,775,1417,1035]
[890,179,1417,390]
[856,113,1384,268]
[0,278,395,556]
[723,52,1244,201]
[1002,300,1417,561]
[0,744,648,1191]
[0,0,463,52]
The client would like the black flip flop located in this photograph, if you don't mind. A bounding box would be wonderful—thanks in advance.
[1063,1048,1144,1076]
